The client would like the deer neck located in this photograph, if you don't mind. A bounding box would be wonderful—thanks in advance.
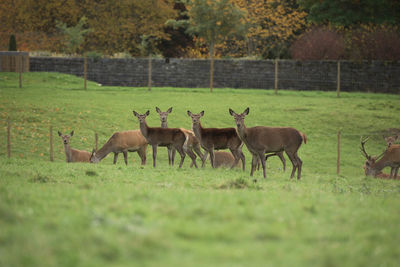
[161,121,168,128]
[236,122,248,140]
[95,142,113,161]
[372,157,390,175]
[139,120,150,138]
[64,144,72,162]
[192,122,203,141]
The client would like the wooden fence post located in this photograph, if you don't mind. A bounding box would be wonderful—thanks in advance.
[7,118,11,158]
[148,54,152,91]
[49,125,54,162]
[19,54,22,88]
[337,61,341,98]
[274,59,278,94]
[337,130,341,175]
[95,132,98,151]
[84,54,87,90]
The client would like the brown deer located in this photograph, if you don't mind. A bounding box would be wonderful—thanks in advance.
[187,110,245,170]
[229,108,306,179]
[156,107,205,167]
[213,151,240,168]
[133,110,197,168]
[90,130,147,165]
[360,137,400,179]
[58,131,91,163]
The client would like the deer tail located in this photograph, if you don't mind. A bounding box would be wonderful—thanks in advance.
[300,131,307,144]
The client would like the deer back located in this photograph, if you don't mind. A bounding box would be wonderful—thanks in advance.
[71,149,91,162]
[243,126,303,152]
[214,151,239,168]
[199,127,241,150]
[146,127,186,146]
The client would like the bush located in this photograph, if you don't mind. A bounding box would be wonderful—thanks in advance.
[290,26,345,60]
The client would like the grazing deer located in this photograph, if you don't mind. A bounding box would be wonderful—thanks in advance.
[156,107,205,167]
[58,131,91,163]
[384,134,399,148]
[229,108,306,179]
[360,136,400,179]
[90,130,147,165]
[133,110,197,168]
[187,110,245,170]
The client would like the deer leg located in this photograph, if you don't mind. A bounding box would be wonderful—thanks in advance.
[176,146,186,168]
[113,153,118,164]
[394,167,399,179]
[152,145,158,168]
[238,149,245,171]
[193,144,205,167]
[201,151,208,168]
[295,152,302,180]
[138,147,146,165]
[123,151,128,165]
[186,148,198,168]
[171,147,176,166]
[286,152,298,179]
[257,151,267,178]
[250,154,258,176]
[209,149,216,168]
[278,152,286,171]
[229,149,240,169]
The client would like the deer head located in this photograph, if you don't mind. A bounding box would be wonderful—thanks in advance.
[360,136,387,177]
[384,135,399,147]
[156,107,172,126]
[229,107,249,129]
[133,110,150,123]
[187,110,204,125]
[90,148,99,163]
[58,131,74,145]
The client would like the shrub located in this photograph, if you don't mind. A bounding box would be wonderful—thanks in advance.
[290,26,345,60]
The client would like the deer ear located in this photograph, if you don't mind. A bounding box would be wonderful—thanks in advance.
[58,131,62,136]
[155,107,161,113]
[243,107,250,115]
[145,110,150,116]
[187,110,192,117]
[167,107,173,113]
[229,108,235,116]
[70,131,74,136]
[133,110,138,117]
[200,111,204,117]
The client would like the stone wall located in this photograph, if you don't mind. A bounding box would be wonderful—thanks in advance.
[29,57,400,93]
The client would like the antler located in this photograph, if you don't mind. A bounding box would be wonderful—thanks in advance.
[360,136,371,160]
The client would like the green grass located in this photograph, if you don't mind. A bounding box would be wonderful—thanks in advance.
[1,72,400,267]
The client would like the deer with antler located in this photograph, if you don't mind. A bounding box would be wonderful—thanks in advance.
[58,131,91,163]
[229,108,306,179]
[156,107,205,167]
[360,137,400,179]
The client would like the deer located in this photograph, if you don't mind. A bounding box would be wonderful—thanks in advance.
[156,107,205,167]
[58,131,91,163]
[187,110,245,170]
[213,151,241,168]
[229,107,306,179]
[133,110,198,168]
[360,136,400,179]
[90,130,147,165]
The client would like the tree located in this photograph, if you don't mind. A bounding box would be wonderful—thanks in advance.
[8,34,17,51]
[169,0,247,92]
[56,16,91,55]
[298,0,400,26]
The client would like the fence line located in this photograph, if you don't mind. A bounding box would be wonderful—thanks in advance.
[24,57,400,93]
[3,119,398,175]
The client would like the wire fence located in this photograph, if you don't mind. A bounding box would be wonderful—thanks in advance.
[2,54,399,94]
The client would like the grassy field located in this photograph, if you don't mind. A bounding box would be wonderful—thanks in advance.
[1,72,400,267]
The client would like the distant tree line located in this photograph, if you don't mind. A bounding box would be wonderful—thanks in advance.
[1,0,399,60]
